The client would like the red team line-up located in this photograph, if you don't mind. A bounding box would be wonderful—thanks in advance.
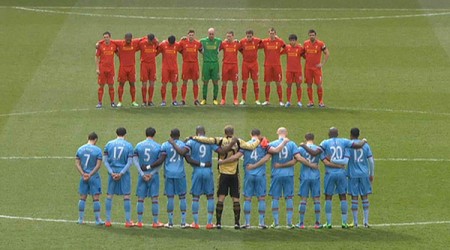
[95,28,330,108]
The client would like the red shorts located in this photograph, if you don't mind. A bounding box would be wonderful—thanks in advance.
[140,62,156,82]
[182,62,199,81]
[98,67,115,85]
[118,65,136,83]
[305,67,322,84]
[264,65,282,83]
[286,71,302,84]
[222,63,239,82]
[241,61,259,81]
[162,67,178,83]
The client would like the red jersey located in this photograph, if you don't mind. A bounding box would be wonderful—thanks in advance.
[96,42,117,70]
[282,44,304,72]
[239,37,261,63]
[220,40,240,64]
[260,38,285,66]
[158,41,182,70]
[179,39,202,63]
[139,39,159,64]
[112,40,140,67]
[303,39,326,69]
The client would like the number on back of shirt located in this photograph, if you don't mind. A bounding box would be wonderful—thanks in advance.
[250,150,258,161]
[199,145,206,158]
[113,146,124,160]
[278,146,288,159]
[144,148,151,161]
[169,148,181,163]
[353,149,364,162]
[83,154,90,169]
[330,146,343,160]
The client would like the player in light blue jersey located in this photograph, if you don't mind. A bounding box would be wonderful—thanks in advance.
[249,127,317,229]
[300,127,366,229]
[103,127,134,227]
[182,126,220,229]
[75,132,104,225]
[334,128,374,228]
[219,129,287,229]
[277,133,325,229]
[133,127,165,228]
[154,128,189,229]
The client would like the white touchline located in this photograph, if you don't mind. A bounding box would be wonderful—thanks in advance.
[4,6,450,11]
[0,214,449,228]
[11,6,450,22]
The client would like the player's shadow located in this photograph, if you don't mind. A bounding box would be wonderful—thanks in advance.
[88,225,417,244]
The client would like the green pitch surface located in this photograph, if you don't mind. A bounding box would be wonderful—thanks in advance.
[1,0,450,249]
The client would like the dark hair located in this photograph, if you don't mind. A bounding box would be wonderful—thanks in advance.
[227,31,234,36]
[308,29,317,35]
[147,33,155,41]
[350,128,360,138]
[168,35,176,44]
[305,133,314,141]
[251,129,261,136]
[103,31,111,37]
[188,29,195,34]
[288,34,297,41]
[125,33,132,38]
[246,30,254,35]
[170,128,180,138]
[269,27,276,32]
[146,127,156,137]
[116,127,127,136]
[88,132,98,141]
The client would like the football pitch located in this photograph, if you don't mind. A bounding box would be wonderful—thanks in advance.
[1,0,450,249]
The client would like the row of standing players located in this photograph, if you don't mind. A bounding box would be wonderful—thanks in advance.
[95,27,329,108]
[76,125,374,229]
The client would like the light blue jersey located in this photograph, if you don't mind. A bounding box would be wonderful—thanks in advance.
[319,138,353,174]
[76,143,102,175]
[185,138,219,174]
[269,139,299,177]
[347,140,373,178]
[104,138,134,172]
[240,139,268,176]
[298,144,321,180]
[161,140,186,178]
[134,139,161,174]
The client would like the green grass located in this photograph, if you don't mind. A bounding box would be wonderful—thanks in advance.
[1,0,450,249]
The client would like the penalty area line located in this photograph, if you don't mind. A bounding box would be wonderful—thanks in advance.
[0,214,449,228]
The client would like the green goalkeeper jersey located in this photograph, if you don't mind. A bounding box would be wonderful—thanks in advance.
[200,37,222,63]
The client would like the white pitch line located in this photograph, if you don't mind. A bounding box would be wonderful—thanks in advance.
[0,108,89,117]
[0,214,449,228]
[0,156,449,162]
[12,6,450,22]
[1,105,450,118]
[4,6,450,11]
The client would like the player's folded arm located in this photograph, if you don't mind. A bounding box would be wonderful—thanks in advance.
[219,151,243,165]
[192,136,221,145]
[143,154,166,171]
[132,156,145,177]
[322,158,343,169]
[301,144,323,156]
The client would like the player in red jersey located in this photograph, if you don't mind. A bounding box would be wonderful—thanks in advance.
[95,31,117,108]
[105,33,141,107]
[138,33,159,107]
[158,35,182,106]
[260,28,286,106]
[179,30,202,105]
[239,30,262,105]
[281,34,304,108]
[219,31,241,105]
[303,29,329,108]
